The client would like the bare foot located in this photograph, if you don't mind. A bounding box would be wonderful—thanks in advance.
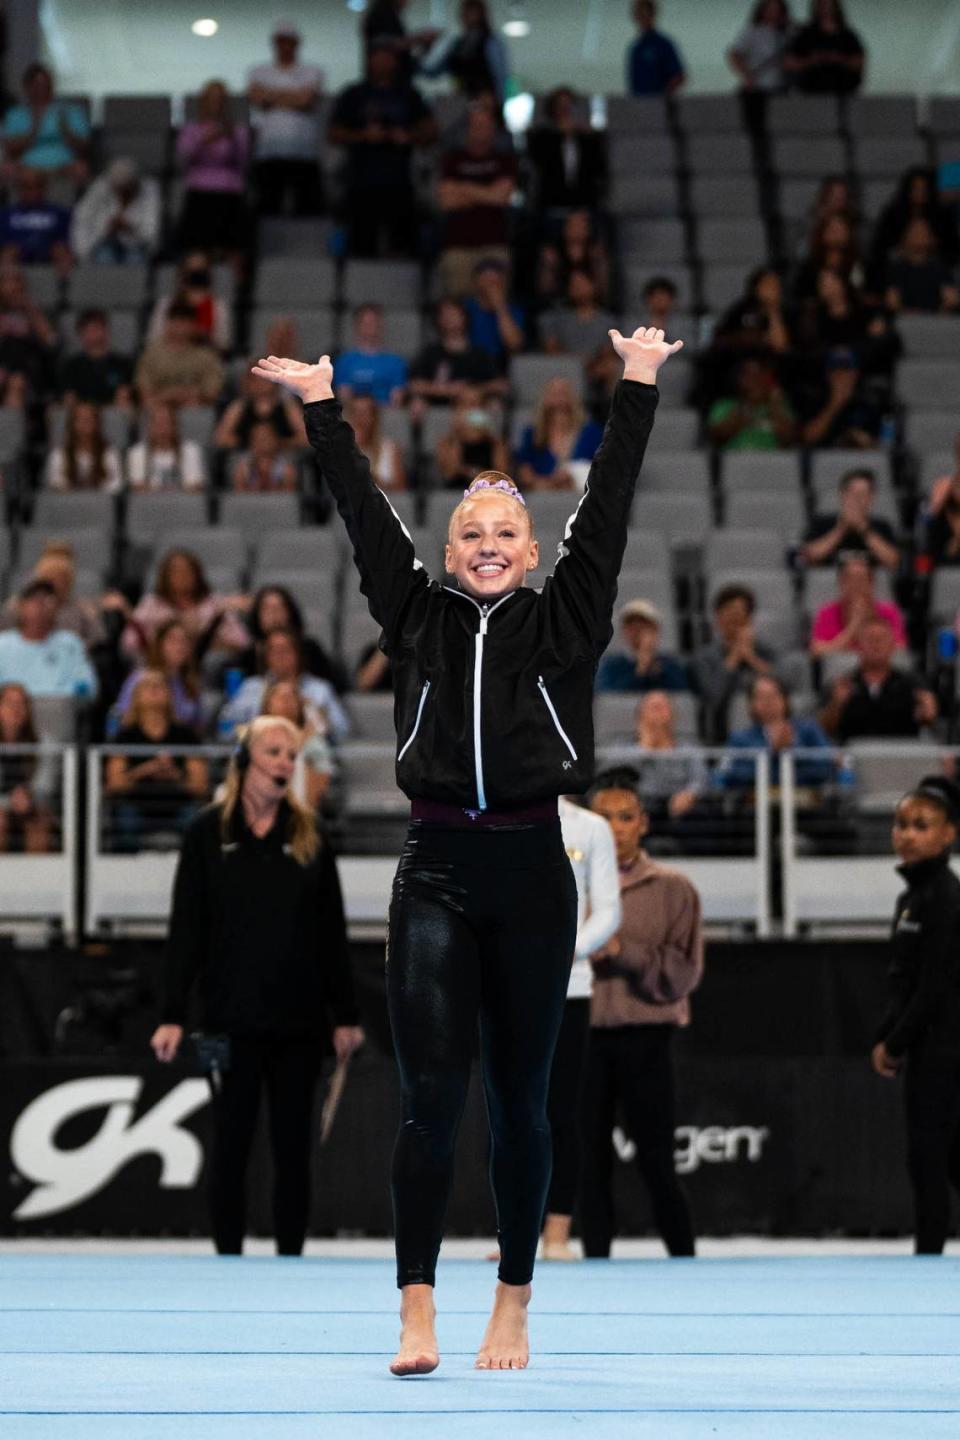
[390,1284,439,1377]
[475,1281,531,1370]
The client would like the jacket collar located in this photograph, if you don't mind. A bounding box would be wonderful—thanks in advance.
[896,849,952,887]
[618,850,660,891]
[443,587,521,619]
[228,796,291,848]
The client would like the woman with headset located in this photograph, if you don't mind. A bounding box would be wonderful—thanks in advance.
[150,714,364,1255]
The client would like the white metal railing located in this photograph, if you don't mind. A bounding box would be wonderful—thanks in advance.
[0,744,78,939]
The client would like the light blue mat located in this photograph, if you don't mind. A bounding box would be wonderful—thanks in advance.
[0,1256,958,1439]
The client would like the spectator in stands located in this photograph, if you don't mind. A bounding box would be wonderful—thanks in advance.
[632,690,708,823]
[218,627,349,740]
[0,263,56,404]
[108,619,203,739]
[0,682,54,853]
[464,259,525,370]
[58,309,134,408]
[870,167,959,277]
[247,19,325,216]
[0,542,112,649]
[794,215,863,300]
[921,434,960,567]
[794,268,900,389]
[806,175,861,248]
[214,368,305,452]
[408,298,500,415]
[727,0,793,132]
[438,100,518,298]
[122,549,249,663]
[884,218,959,315]
[692,583,779,743]
[542,270,618,364]
[125,402,207,492]
[176,80,251,266]
[44,400,123,492]
[798,355,877,450]
[70,157,161,265]
[802,467,899,569]
[707,357,797,450]
[435,386,510,489]
[818,615,937,741]
[106,670,209,852]
[536,209,611,309]
[526,86,608,214]
[228,420,299,492]
[717,674,833,789]
[134,302,225,409]
[597,599,688,693]
[147,252,234,354]
[346,395,406,492]
[783,0,864,94]
[260,679,336,811]
[708,268,796,391]
[333,304,407,406]
[514,377,603,493]
[328,40,435,257]
[0,62,90,182]
[420,0,510,103]
[0,171,71,271]
[0,578,98,699]
[809,553,907,657]
[626,0,686,97]
[238,586,343,691]
[362,0,441,83]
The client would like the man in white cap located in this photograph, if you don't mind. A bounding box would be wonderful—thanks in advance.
[247,19,326,216]
[70,156,161,264]
[596,598,689,694]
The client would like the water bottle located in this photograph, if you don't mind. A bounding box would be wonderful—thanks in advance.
[216,668,245,744]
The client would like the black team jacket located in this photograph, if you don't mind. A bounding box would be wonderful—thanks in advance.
[160,800,359,1043]
[877,850,960,1058]
[304,380,658,811]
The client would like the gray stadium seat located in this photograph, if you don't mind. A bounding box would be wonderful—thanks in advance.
[776,177,821,223]
[379,310,423,358]
[219,493,301,541]
[898,360,960,411]
[253,257,338,307]
[18,527,111,576]
[927,98,960,140]
[125,492,209,545]
[253,570,338,615]
[705,528,785,575]
[254,526,345,578]
[852,136,927,180]
[846,96,918,136]
[674,94,743,134]
[23,265,60,309]
[644,409,699,450]
[31,491,117,534]
[257,217,335,257]
[805,566,892,613]
[99,131,169,173]
[722,451,803,494]
[621,264,693,311]
[604,96,670,132]
[154,261,235,302]
[688,175,760,218]
[859,178,895,222]
[616,218,687,263]
[919,453,955,496]
[849,741,945,813]
[248,308,339,359]
[632,493,711,544]
[102,94,172,131]
[905,411,960,455]
[638,451,710,496]
[173,406,216,447]
[897,315,960,359]
[608,174,680,218]
[47,404,133,451]
[60,309,140,356]
[929,568,960,622]
[0,409,26,463]
[726,489,805,539]
[686,133,754,175]
[594,692,644,743]
[697,218,767,265]
[752,610,803,656]
[607,132,677,175]
[709,567,793,614]
[345,693,396,742]
[149,528,246,586]
[809,450,894,500]
[701,264,749,313]
[772,137,847,177]
[339,609,386,669]
[342,260,423,309]
[338,743,406,816]
[654,356,693,408]
[184,91,250,125]
[767,95,840,134]
[510,354,585,404]
[68,265,148,310]
[620,529,672,574]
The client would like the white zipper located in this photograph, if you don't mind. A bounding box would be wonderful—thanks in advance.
[537,676,578,761]
[444,587,516,812]
[397,680,430,761]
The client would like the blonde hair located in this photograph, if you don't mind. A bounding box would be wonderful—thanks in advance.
[447,472,534,541]
[533,381,584,450]
[220,715,319,866]
[123,668,174,729]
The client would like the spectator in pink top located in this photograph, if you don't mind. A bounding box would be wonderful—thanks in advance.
[122,549,250,667]
[809,553,907,657]
[176,80,251,268]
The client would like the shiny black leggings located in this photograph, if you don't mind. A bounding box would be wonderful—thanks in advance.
[387,820,578,1288]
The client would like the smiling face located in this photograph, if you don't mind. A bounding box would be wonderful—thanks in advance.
[445,491,539,601]
[892,796,956,866]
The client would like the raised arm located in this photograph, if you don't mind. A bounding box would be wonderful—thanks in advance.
[545,326,681,656]
[251,354,429,649]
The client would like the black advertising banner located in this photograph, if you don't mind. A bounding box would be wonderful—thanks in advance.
[1,1054,912,1239]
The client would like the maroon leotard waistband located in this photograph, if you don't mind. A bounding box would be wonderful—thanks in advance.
[410,798,558,828]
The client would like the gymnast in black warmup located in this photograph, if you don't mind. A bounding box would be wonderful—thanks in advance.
[253,323,682,1374]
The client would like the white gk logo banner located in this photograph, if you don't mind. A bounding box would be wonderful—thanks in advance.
[9,1076,210,1220]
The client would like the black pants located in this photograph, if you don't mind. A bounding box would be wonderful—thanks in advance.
[345,184,418,258]
[253,159,325,217]
[387,819,577,1288]
[208,1033,320,1255]
[580,1025,695,1258]
[545,997,591,1217]
[904,1044,960,1254]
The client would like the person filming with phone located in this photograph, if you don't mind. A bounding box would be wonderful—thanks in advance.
[150,714,364,1255]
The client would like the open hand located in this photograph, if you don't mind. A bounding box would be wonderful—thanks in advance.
[251,354,334,404]
[608,326,683,385]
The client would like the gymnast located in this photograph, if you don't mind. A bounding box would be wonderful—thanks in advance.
[252,323,682,1374]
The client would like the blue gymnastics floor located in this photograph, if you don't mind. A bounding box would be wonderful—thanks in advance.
[0,1254,958,1439]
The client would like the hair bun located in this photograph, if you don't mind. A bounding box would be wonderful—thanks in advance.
[916,773,960,821]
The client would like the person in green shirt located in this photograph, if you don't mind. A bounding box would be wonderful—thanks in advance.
[707,356,797,451]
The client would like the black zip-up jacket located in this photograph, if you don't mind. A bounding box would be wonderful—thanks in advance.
[160,801,359,1042]
[305,380,658,809]
[877,850,960,1058]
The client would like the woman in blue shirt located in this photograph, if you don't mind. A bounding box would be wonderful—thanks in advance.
[1,64,90,181]
[514,377,603,492]
[718,673,834,788]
